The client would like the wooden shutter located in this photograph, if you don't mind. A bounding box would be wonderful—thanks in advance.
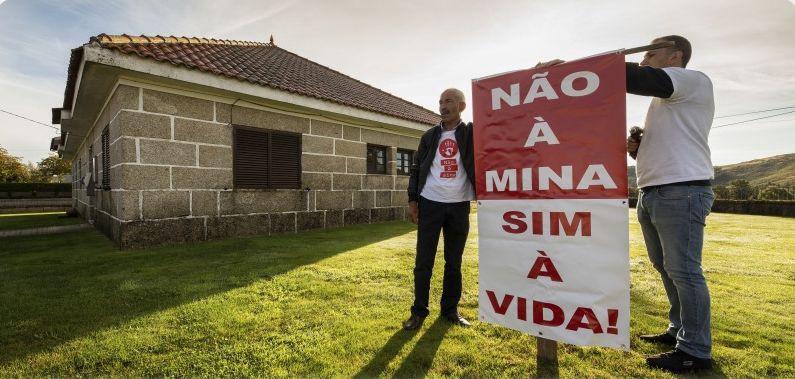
[101,126,110,188]
[269,132,301,189]
[234,127,301,189]
[234,128,270,188]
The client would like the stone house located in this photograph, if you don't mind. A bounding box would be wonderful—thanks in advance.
[52,34,438,248]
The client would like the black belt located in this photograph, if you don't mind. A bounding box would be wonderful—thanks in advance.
[641,179,712,193]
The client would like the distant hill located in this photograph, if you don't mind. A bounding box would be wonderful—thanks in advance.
[713,154,795,186]
[628,153,795,187]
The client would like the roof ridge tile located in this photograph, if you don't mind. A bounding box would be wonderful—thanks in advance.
[92,34,269,47]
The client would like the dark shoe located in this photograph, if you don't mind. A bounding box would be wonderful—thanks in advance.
[444,312,471,327]
[647,349,712,373]
[639,332,677,345]
[403,314,426,330]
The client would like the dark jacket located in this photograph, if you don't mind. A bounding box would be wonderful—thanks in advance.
[407,121,476,202]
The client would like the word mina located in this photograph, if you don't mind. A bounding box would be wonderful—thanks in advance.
[484,116,617,193]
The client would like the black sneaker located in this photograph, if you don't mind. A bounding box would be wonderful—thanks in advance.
[639,332,677,345]
[647,349,712,373]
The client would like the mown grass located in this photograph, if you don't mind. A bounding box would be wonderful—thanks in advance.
[0,210,793,377]
[0,212,83,231]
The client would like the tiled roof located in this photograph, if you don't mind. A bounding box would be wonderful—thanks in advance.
[62,34,440,125]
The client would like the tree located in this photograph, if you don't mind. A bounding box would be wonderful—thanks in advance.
[728,179,753,200]
[0,146,31,183]
[713,185,730,200]
[759,185,791,201]
[35,154,72,183]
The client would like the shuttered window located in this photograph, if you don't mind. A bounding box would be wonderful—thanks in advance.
[366,144,387,174]
[233,126,301,189]
[88,145,93,176]
[78,158,82,189]
[88,145,96,187]
[101,126,110,189]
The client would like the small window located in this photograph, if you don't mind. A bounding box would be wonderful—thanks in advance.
[88,145,93,175]
[367,145,387,174]
[233,126,301,189]
[78,158,83,189]
[92,158,98,188]
[101,126,110,189]
[396,149,413,176]
[88,145,96,188]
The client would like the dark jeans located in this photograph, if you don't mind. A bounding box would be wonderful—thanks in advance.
[411,196,471,318]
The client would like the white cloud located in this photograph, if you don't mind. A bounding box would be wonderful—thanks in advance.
[209,1,297,36]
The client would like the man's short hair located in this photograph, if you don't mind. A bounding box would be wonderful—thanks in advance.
[657,35,692,68]
[443,88,466,102]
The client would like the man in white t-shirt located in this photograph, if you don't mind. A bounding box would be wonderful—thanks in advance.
[403,88,475,331]
[626,35,715,373]
[537,35,715,373]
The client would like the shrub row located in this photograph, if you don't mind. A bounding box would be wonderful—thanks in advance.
[629,198,795,217]
[0,183,72,199]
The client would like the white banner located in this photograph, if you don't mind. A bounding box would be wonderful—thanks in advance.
[477,199,629,349]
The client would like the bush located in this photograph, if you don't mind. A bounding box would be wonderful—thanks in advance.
[629,198,795,217]
[0,183,72,198]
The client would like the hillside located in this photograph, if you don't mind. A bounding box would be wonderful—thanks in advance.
[628,153,795,187]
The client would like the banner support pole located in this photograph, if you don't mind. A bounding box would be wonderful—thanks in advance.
[621,41,675,55]
[536,337,559,378]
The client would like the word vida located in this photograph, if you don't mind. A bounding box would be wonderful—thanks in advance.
[485,250,619,334]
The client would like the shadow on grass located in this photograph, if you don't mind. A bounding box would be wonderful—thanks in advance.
[353,328,416,378]
[0,212,82,231]
[0,221,414,366]
[354,317,451,378]
[392,317,451,377]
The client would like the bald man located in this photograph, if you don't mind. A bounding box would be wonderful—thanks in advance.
[403,88,476,331]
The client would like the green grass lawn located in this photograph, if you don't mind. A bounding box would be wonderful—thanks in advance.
[1,210,793,377]
[0,212,84,231]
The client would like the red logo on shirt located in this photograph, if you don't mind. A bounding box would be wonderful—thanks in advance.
[439,138,459,179]
[439,139,458,158]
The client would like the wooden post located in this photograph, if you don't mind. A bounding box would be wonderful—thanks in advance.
[535,337,559,378]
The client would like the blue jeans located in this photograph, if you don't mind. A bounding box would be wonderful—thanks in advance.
[637,184,714,359]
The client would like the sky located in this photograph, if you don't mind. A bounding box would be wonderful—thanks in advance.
[0,0,793,167]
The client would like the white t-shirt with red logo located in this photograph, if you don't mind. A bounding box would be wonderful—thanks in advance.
[420,128,475,203]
